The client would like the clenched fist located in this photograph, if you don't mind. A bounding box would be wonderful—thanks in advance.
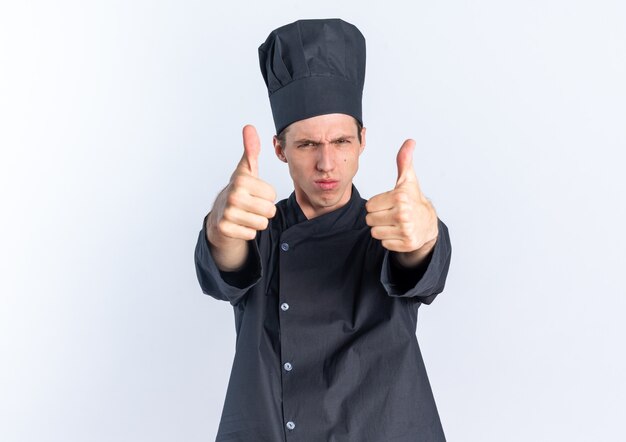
[206,125,277,270]
[365,139,439,267]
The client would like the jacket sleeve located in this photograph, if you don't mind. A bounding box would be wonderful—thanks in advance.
[380,217,452,304]
[194,213,262,306]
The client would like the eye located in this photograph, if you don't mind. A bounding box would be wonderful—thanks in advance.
[297,142,315,148]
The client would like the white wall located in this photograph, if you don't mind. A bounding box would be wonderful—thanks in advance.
[1,1,624,440]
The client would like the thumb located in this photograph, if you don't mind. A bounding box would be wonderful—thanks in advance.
[395,139,417,186]
[238,124,261,177]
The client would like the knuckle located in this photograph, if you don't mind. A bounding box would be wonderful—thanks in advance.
[404,231,421,249]
[222,206,235,220]
[232,174,248,189]
[393,191,409,205]
[226,191,241,207]
[399,227,412,242]
[404,221,415,233]
[268,186,277,201]
[217,219,230,235]
[395,209,411,224]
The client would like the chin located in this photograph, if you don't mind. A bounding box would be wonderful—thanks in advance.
[316,187,346,205]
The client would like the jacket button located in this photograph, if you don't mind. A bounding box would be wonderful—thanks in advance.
[281,242,289,251]
[281,303,289,311]
[286,421,295,430]
[283,362,292,371]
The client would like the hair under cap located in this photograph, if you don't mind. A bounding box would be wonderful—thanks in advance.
[258,18,366,135]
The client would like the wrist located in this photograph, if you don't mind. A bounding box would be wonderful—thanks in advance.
[393,237,436,269]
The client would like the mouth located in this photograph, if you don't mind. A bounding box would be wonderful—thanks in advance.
[314,179,339,191]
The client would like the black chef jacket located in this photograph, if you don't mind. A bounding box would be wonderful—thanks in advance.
[194,185,452,442]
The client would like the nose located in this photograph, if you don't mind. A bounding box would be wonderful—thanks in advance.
[316,142,336,172]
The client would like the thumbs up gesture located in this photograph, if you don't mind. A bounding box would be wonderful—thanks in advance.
[206,125,277,250]
[365,139,439,265]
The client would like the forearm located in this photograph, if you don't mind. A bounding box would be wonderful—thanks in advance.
[205,212,250,272]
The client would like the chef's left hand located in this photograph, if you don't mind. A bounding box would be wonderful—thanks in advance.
[365,139,439,267]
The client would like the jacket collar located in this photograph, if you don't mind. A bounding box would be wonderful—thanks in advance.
[282,184,366,237]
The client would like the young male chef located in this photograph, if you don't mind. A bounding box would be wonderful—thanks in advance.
[195,18,452,442]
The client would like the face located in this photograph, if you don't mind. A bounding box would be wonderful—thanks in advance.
[273,113,366,219]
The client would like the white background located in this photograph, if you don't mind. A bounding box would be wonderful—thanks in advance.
[1,1,625,441]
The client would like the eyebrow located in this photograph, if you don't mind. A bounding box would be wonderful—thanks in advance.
[293,135,356,144]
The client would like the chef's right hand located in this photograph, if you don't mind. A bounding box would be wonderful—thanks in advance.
[206,124,277,250]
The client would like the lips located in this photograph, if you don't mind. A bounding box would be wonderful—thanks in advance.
[314,179,339,190]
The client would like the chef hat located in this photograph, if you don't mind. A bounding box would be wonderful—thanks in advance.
[258,18,366,135]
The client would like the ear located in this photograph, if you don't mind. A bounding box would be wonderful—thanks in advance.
[273,135,287,163]
[359,126,366,155]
